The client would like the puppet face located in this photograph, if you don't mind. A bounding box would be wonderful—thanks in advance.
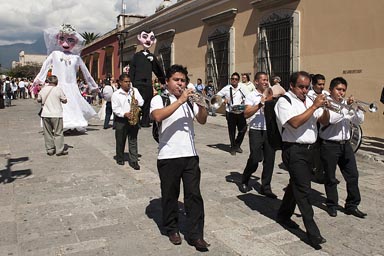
[57,33,78,52]
[137,31,156,49]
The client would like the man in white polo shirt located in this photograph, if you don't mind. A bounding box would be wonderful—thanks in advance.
[150,64,209,251]
[274,71,329,247]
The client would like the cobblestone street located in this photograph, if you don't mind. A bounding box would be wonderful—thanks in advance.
[1,99,383,256]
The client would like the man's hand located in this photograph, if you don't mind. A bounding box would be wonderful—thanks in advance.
[124,112,132,119]
[312,94,326,109]
[177,88,194,105]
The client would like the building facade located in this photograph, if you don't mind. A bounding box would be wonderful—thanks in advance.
[82,0,384,137]
[12,51,47,68]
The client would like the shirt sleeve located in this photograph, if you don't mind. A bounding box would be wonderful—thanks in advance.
[150,95,163,114]
[111,93,124,118]
[134,88,144,107]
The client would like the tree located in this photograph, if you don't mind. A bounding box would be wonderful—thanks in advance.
[7,63,42,79]
[80,32,100,45]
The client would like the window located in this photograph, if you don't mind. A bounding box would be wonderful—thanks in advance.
[158,46,171,71]
[207,31,229,91]
[257,11,299,90]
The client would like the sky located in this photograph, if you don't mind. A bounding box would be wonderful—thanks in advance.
[0,0,166,46]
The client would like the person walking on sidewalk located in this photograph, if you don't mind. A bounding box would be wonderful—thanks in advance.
[37,75,68,156]
[239,72,277,198]
[216,72,248,155]
[274,71,329,247]
[150,64,210,251]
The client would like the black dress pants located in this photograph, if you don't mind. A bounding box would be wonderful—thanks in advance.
[242,129,276,189]
[277,143,321,237]
[135,83,153,127]
[157,156,205,240]
[103,101,112,129]
[321,141,361,210]
[114,117,139,163]
[225,111,247,148]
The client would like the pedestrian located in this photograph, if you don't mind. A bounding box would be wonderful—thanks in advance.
[102,79,114,129]
[37,75,68,156]
[150,64,210,251]
[111,74,144,169]
[274,71,329,247]
[239,72,277,198]
[216,72,248,155]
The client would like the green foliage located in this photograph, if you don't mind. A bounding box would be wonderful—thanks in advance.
[7,64,42,79]
[80,32,100,45]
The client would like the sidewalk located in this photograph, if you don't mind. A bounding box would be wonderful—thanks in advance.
[0,99,383,256]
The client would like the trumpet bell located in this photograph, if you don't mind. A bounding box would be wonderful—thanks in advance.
[368,103,378,113]
[210,95,224,110]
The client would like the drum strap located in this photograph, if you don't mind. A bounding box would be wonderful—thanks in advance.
[230,87,246,105]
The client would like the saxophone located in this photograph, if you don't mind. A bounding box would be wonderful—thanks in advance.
[128,88,141,125]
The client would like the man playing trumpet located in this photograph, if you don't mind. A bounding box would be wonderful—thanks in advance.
[239,72,277,198]
[319,77,366,218]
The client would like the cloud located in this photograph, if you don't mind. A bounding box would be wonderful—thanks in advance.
[0,0,165,46]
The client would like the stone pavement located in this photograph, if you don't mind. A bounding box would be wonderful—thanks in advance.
[0,99,383,256]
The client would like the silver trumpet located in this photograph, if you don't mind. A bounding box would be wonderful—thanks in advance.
[189,92,224,110]
[306,94,378,113]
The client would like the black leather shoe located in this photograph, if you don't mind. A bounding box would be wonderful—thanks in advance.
[230,148,236,156]
[239,183,249,193]
[328,207,337,217]
[276,217,300,229]
[345,208,367,218]
[168,232,182,245]
[56,151,68,156]
[188,238,210,251]
[308,234,327,245]
[260,187,278,199]
[116,160,124,165]
[236,147,243,153]
[130,161,140,170]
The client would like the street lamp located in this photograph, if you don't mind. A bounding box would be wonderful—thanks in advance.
[116,31,129,74]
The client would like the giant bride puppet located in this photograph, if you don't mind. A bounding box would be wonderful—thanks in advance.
[33,24,98,131]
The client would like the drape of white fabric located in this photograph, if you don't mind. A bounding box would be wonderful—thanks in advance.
[34,51,98,130]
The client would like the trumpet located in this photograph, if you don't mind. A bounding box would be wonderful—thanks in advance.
[306,94,378,113]
[188,92,224,110]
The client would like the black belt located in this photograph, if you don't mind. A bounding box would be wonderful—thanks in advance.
[283,142,315,149]
[322,140,348,145]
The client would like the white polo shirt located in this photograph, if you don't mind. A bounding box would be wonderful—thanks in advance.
[111,87,144,118]
[320,101,364,141]
[150,93,199,160]
[216,84,247,112]
[274,91,324,144]
[245,90,266,130]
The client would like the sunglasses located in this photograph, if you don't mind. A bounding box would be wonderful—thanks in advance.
[231,77,239,81]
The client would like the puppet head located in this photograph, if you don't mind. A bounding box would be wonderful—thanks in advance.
[137,30,156,50]
[56,24,79,52]
[44,24,84,55]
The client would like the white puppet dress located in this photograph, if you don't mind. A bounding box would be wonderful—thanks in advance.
[34,24,98,131]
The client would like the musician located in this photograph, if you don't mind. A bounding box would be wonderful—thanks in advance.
[111,74,144,169]
[308,74,329,184]
[216,72,247,155]
[150,64,209,251]
[308,74,329,97]
[239,72,277,198]
[319,77,366,218]
[274,71,329,246]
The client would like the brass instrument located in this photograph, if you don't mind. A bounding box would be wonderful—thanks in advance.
[306,94,378,113]
[128,88,141,125]
[188,92,224,110]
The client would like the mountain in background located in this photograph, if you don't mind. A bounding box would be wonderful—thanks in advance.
[0,34,46,71]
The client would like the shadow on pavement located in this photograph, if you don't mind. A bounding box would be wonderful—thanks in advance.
[359,136,384,155]
[145,198,187,236]
[237,193,324,250]
[207,143,232,153]
[0,156,32,184]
